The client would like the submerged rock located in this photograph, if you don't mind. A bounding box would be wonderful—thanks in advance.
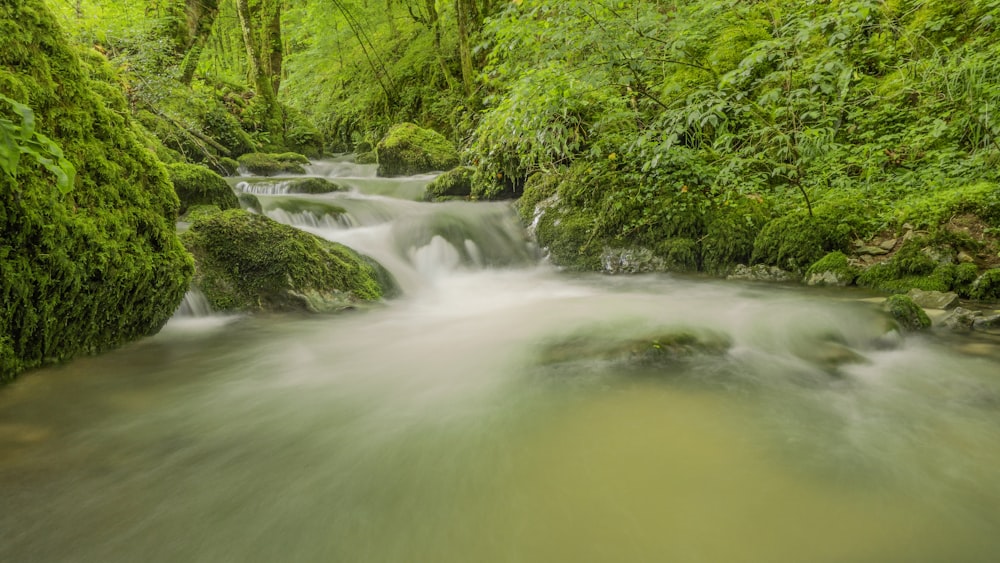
[284,178,344,194]
[938,307,980,331]
[884,294,931,331]
[180,209,395,313]
[376,123,459,177]
[536,327,732,370]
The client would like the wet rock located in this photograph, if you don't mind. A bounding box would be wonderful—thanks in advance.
[600,247,667,275]
[879,238,898,251]
[727,264,798,283]
[805,251,857,287]
[424,166,474,201]
[973,314,1000,332]
[237,152,309,176]
[906,288,960,310]
[884,294,931,331]
[937,307,980,331]
[285,178,344,194]
[921,245,956,265]
[536,327,732,369]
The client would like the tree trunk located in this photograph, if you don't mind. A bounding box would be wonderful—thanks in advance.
[261,0,283,95]
[179,0,220,85]
[455,0,474,97]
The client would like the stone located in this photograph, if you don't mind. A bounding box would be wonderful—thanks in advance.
[884,294,931,331]
[376,123,459,177]
[938,307,980,331]
[958,251,976,264]
[727,264,798,283]
[601,247,667,275]
[858,246,889,256]
[973,314,1000,331]
[879,238,898,251]
[807,271,853,286]
[921,246,956,265]
[906,288,960,310]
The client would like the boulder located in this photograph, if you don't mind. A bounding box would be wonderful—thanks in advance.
[166,163,239,216]
[285,178,344,194]
[906,288,960,310]
[1,1,192,382]
[805,251,857,287]
[971,269,1000,301]
[424,166,474,201]
[884,294,931,331]
[237,152,309,176]
[376,123,459,177]
[180,209,395,313]
[938,307,979,331]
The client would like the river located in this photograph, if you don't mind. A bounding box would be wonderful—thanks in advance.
[2,157,1000,562]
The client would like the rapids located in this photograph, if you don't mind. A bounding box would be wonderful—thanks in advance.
[2,156,1000,562]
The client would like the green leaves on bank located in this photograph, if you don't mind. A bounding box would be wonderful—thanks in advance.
[0,94,76,193]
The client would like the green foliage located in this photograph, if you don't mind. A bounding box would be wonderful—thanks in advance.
[424,166,474,201]
[0,93,76,192]
[376,123,459,177]
[180,209,387,312]
[702,197,773,275]
[166,163,239,215]
[1,0,192,382]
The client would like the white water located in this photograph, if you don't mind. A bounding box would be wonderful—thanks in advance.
[4,159,1000,563]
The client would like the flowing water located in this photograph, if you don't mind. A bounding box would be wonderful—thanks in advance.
[3,157,1000,562]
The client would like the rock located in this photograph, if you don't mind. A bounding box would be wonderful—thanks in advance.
[166,163,240,215]
[237,192,262,213]
[884,294,931,331]
[1,3,193,382]
[970,269,1000,301]
[921,245,955,265]
[600,247,668,275]
[858,246,889,256]
[958,251,976,264]
[805,251,857,287]
[424,166,474,201]
[180,209,395,313]
[727,264,799,283]
[536,327,732,369]
[285,178,344,194]
[355,151,377,164]
[376,123,459,177]
[237,152,309,176]
[906,288,960,310]
[973,314,1000,331]
[937,307,979,331]
[879,238,898,251]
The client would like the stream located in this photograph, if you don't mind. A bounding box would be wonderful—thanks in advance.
[2,157,1000,562]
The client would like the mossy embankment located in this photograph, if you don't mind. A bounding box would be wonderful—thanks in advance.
[1,0,193,382]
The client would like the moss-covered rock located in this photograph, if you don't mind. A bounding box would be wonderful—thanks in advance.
[237,152,309,176]
[970,268,1000,301]
[376,122,459,177]
[751,213,852,273]
[210,157,240,177]
[355,151,377,165]
[166,163,239,215]
[536,326,732,369]
[284,178,344,194]
[424,166,474,201]
[806,251,859,286]
[0,2,193,382]
[237,192,262,213]
[856,239,959,293]
[535,203,603,271]
[183,205,223,223]
[180,209,392,313]
[701,198,772,275]
[516,171,561,224]
[884,294,931,331]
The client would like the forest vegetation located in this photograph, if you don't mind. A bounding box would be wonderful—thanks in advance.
[4,0,1000,379]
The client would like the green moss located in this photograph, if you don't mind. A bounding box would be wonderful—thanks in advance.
[376,122,459,177]
[751,213,852,273]
[237,192,262,213]
[653,238,700,272]
[424,166,474,201]
[237,152,308,176]
[0,1,193,382]
[516,171,560,223]
[884,294,931,331]
[953,262,980,296]
[806,251,859,285]
[180,209,391,312]
[285,178,344,194]
[970,268,1000,301]
[211,157,240,177]
[166,163,239,215]
[856,239,953,293]
[535,204,603,271]
[702,198,772,275]
[183,205,223,223]
[355,151,377,164]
